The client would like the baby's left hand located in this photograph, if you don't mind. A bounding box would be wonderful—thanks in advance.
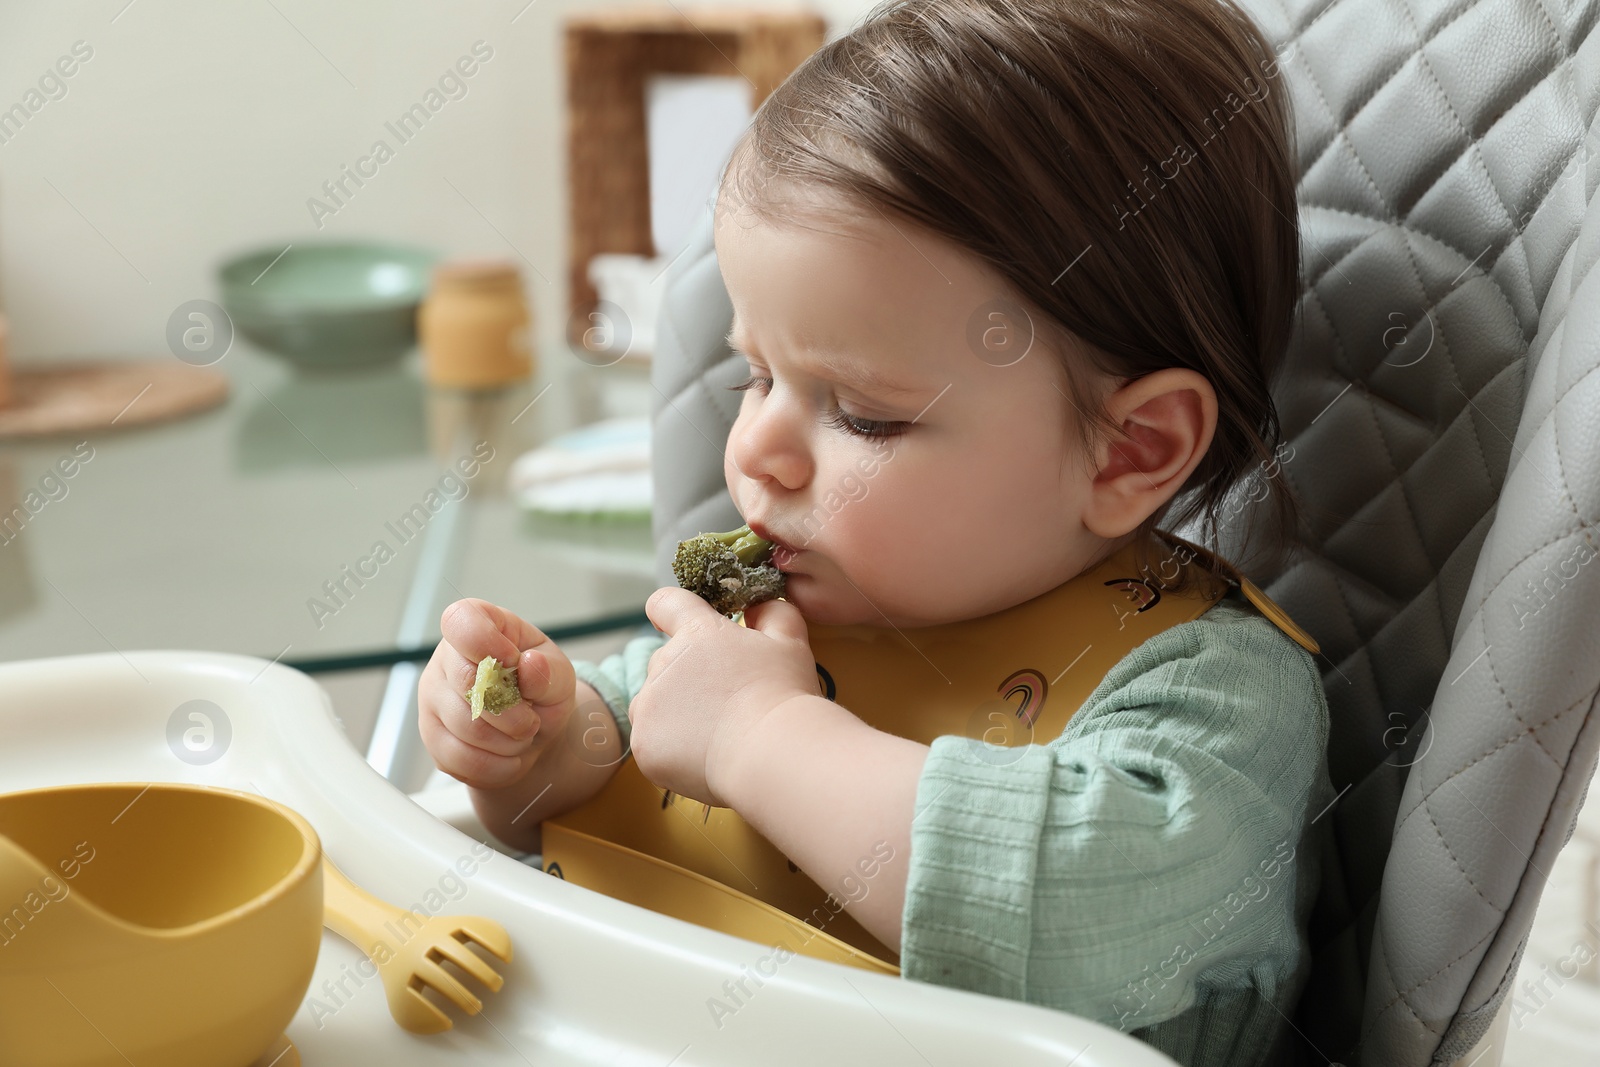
[630,587,820,808]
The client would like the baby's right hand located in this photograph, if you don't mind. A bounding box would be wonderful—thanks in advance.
[419,598,578,790]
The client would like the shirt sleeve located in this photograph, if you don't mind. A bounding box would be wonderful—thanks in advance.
[570,632,665,752]
[898,599,1331,1034]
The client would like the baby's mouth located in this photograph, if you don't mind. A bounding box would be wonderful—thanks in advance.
[745,519,804,571]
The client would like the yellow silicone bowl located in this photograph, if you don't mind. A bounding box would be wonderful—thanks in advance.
[0,782,322,1067]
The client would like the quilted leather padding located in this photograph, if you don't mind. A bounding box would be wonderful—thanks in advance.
[648,234,746,587]
[1217,0,1600,1062]
[643,0,1600,1064]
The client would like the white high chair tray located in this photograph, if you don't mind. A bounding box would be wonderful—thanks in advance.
[0,651,1176,1066]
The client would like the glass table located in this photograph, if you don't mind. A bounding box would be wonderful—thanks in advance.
[0,341,662,788]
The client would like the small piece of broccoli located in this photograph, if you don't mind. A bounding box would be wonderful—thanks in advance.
[467,655,521,720]
[673,523,787,617]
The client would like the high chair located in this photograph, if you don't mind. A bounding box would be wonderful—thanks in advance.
[639,0,1600,1063]
[7,647,1191,1067]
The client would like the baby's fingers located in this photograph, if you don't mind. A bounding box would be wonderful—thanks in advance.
[516,645,576,708]
[423,656,539,752]
[440,598,527,668]
[420,701,532,789]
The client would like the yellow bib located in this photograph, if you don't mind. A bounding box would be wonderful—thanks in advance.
[540,530,1317,974]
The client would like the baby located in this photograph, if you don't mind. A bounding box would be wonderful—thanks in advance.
[419,1,1332,1063]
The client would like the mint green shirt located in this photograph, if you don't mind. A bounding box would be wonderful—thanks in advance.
[571,593,1332,1067]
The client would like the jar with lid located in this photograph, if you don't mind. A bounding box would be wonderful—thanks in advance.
[417,257,534,388]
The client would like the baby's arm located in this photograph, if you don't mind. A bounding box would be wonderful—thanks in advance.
[718,693,931,954]
[470,627,662,852]
[419,598,641,854]
[479,630,664,845]
[719,601,1333,1042]
[625,586,922,946]
[466,679,622,853]
[897,602,1332,1036]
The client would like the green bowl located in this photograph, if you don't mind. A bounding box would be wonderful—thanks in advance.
[217,241,438,371]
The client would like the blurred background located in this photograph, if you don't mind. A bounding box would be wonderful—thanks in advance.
[0,0,874,729]
[0,0,866,359]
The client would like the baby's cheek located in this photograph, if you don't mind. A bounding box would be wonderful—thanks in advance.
[827,478,938,571]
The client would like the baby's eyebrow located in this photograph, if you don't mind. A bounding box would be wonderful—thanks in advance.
[724,325,926,398]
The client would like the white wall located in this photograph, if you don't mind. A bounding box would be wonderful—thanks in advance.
[0,0,875,366]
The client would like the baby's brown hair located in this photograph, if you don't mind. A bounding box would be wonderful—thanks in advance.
[720,0,1304,589]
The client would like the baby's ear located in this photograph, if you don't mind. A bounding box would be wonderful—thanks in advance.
[1085,368,1217,538]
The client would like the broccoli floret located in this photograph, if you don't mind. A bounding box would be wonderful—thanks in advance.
[467,655,521,720]
[673,523,787,617]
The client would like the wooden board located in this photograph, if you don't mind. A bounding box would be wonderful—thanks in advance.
[0,359,229,439]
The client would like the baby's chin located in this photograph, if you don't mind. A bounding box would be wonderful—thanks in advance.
[770,572,839,625]
[773,572,907,628]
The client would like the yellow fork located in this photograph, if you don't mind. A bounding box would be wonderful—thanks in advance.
[321,855,513,1033]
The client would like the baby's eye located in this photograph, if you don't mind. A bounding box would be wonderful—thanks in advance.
[727,373,772,395]
[824,408,909,440]
[726,375,909,440]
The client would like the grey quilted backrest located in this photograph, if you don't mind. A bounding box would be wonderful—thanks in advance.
[1216,0,1600,1063]
[644,1,1600,1064]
